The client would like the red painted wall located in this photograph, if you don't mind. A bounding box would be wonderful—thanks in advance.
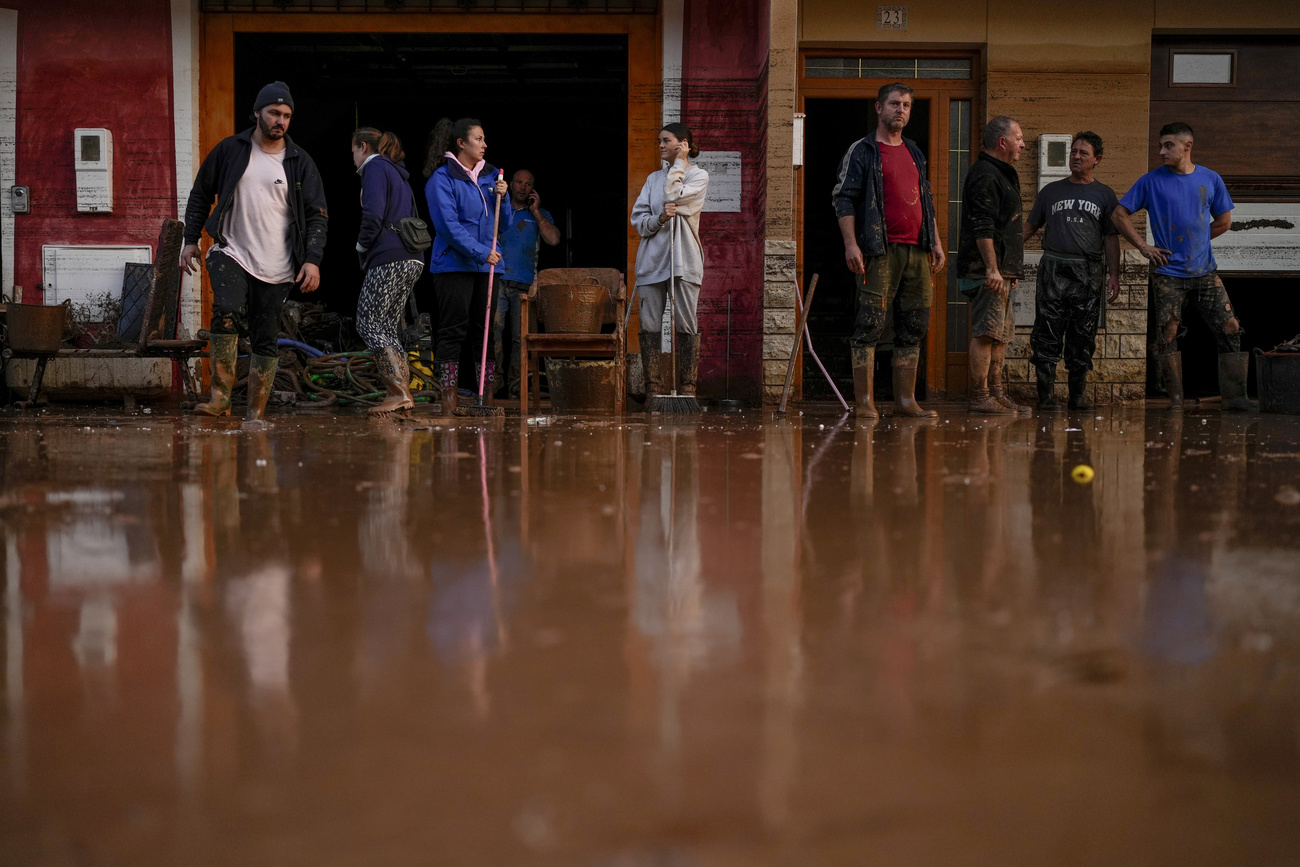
[9,0,176,302]
[683,0,769,403]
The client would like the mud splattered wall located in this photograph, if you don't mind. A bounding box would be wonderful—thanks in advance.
[9,0,177,302]
[683,0,769,403]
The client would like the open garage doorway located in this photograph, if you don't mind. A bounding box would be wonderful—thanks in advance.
[233,32,629,327]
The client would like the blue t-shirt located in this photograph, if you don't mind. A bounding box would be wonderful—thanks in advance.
[499,206,552,285]
[1118,165,1233,278]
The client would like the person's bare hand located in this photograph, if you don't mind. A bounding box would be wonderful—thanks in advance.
[494,177,508,198]
[663,202,678,219]
[675,141,691,161]
[180,244,202,275]
[1140,244,1172,267]
[844,242,865,275]
[487,250,502,266]
[929,246,946,274]
[296,263,321,293]
[528,190,541,214]
[985,269,1006,296]
[1108,274,1121,303]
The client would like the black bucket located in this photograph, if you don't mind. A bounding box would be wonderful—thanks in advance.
[1254,348,1300,414]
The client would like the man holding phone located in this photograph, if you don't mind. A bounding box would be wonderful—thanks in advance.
[496,169,561,398]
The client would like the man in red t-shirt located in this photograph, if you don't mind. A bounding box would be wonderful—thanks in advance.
[833,82,946,419]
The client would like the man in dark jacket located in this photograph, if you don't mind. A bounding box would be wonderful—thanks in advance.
[833,82,945,419]
[957,115,1028,415]
[181,81,329,421]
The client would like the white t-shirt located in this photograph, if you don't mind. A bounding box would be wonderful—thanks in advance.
[212,144,295,284]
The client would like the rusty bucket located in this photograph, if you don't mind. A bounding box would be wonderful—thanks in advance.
[6,301,68,352]
[536,276,610,334]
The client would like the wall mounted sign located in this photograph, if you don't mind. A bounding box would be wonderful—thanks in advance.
[877,6,907,30]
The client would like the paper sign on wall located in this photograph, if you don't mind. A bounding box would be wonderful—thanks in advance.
[693,151,742,213]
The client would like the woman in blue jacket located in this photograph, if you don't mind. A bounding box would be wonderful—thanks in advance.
[352,127,425,416]
[423,117,510,415]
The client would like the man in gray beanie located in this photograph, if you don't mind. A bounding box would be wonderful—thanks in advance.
[181,81,329,422]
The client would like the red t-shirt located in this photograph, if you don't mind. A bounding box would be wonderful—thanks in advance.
[879,141,923,246]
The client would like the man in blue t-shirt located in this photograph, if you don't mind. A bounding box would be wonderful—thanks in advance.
[1113,121,1251,411]
[494,168,561,398]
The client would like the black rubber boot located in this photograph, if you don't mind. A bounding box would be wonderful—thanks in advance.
[851,345,878,420]
[639,332,663,403]
[676,333,700,396]
[1218,351,1254,412]
[1067,369,1093,411]
[195,333,238,416]
[244,354,278,422]
[1159,352,1183,412]
[1036,362,1062,411]
[892,346,937,418]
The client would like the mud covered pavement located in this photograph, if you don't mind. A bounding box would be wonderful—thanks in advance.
[1,405,1299,865]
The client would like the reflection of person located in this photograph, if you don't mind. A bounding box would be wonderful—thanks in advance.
[351,127,425,416]
[631,123,710,401]
[832,82,945,419]
[1111,122,1248,411]
[182,81,328,421]
[495,169,560,399]
[423,117,511,416]
[957,115,1029,415]
[1023,131,1120,411]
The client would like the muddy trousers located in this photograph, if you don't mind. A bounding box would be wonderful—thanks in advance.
[206,250,293,357]
[1029,253,1103,373]
[356,260,425,353]
[1151,271,1242,355]
[434,271,495,368]
[493,278,528,396]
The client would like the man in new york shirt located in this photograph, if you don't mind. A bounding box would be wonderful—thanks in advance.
[495,169,560,398]
[1112,121,1249,411]
[832,82,946,420]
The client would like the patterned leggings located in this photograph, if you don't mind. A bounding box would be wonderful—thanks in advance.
[356,260,424,351]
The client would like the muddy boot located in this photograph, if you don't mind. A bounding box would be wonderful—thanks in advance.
[676,333,700,396]
[194,332,238,416]
[244,353,277,422]
[640,332,663,404]
[989,368,1030,415]
[473,361,498,406]
[437,361,458,417]
[1036,362,1062,411]
[370,346,415,416]
[968,386,1014,415]
[1159,352,1183,412]
[890,346,937,418]
[851,345,878,420]
[1218,351,1254,412]
[1067,369,1093,411]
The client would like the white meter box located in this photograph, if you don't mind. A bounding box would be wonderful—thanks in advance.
[74,128,113,213]
[1038,133,1072,191]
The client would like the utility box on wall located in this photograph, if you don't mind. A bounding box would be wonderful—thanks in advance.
[1038,133,1072,190]
[74,128,113,213]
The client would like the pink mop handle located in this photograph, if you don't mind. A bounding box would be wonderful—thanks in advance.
[478,169,505,396]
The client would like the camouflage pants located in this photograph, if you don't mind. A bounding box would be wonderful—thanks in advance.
[1152,271,1241,354]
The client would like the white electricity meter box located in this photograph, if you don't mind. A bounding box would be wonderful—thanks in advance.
[74,128,113,213]
[1037,133,1072,190]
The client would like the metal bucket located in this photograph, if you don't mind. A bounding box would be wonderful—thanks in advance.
[6,302,68,352]
[537,280,609,334]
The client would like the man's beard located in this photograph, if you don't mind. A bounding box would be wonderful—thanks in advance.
[258,116,285,139]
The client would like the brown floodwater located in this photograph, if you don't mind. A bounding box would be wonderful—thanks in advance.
[1,405,1298,865]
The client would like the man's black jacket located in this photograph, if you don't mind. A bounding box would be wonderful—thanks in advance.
[183,129,329,273]
[831,135,937,257]
[956,152,1024,280]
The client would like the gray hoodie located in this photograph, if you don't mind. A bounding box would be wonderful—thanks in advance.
[631,158,710,285]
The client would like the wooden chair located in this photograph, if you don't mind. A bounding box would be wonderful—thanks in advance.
[519,268,626,416]
[3,219,207,406]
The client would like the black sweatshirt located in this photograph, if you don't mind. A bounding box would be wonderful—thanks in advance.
[956,152,1024,280]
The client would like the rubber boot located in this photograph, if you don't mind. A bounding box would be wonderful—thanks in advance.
[1067,369,1093,411]
[1218,351,1254,412]
[194,332,238,416]
[851,345,878,420]
[473,361,498,406]
[437,361,458,417]
[370,346,415,416]
[244,353,277,422]
[989,364,1030,415]
[676,333,700,396]
[1159,352,1183,412]
[1035,362,1062,411]
[640,332,663,402]
[891,346,937,418]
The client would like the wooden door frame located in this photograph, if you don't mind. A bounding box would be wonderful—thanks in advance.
[795,45,980,397]
[198,12,659,328]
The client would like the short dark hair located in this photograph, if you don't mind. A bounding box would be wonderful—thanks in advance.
[1159,121,1194,140]
[1072,131,1104,157]
[982,115,1020,151]
[877,82,914,105]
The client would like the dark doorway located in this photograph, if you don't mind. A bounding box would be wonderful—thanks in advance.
[801,96,931,399]
[233,32,628,328]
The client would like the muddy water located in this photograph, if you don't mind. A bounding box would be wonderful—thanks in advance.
[1,408,1298,865]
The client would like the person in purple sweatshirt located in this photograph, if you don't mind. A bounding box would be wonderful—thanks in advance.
[352,127,425,416]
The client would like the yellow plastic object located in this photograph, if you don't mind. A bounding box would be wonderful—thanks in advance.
[1071,464,1095,485]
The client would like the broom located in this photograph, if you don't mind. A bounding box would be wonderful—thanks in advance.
[645,216,701,414]
[460,169,506,418]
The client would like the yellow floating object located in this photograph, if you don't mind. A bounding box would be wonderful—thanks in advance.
[1071,464,1095,484]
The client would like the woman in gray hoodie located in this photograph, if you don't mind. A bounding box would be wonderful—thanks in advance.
[631,122,710,401]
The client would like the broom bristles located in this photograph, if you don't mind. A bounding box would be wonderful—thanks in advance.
[646,392,701,414]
